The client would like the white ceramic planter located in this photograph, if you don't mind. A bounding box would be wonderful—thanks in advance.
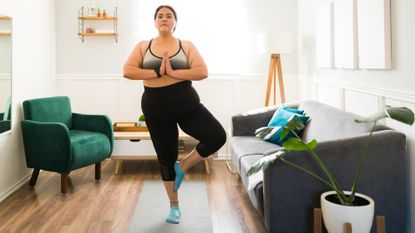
[321,191,374,233]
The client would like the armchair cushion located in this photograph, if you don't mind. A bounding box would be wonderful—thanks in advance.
[72,113,114,154]
[70,130,111,170]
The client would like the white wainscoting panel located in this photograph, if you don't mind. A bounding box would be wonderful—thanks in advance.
[119,79,144,122]
[344,90,379,116]
[317,85,343,109]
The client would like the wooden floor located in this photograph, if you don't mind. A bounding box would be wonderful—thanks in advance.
[0,160,268,233]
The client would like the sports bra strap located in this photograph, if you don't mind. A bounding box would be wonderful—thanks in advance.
[147,39,153,50]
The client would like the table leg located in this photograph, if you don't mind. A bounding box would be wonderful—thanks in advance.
[114,160,123,175]
[204,160,210,174]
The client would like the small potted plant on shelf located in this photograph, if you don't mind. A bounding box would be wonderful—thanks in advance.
[247,106,414,233]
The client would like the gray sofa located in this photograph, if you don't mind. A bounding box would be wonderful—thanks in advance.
[230,100,407,233]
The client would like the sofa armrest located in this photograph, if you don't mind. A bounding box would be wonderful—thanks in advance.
[21,120,72,173]
[72,113,114,154]
[262,130,407,233]
[232,106,277,136]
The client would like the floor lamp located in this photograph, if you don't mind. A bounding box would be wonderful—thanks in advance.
[265,53,285,106]
[257,32,293,107]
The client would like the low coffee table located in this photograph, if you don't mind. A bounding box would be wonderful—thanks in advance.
[111,131,211,175]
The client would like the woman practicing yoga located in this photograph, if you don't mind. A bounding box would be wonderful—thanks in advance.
[123,5,226,224]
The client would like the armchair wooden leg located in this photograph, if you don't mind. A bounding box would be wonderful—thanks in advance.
[29,168,40,187]
[61,173,69,194]
[95,162,101,180]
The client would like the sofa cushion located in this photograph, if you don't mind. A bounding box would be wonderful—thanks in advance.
[257,107,310,145]
[230,136,283,172]
[300,101,372,142]
[267,106,308,127]
[239,154,264,214]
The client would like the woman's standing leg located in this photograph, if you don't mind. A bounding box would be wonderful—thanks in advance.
[145,117,182,223]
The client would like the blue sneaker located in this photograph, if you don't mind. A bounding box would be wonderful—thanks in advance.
[174,162,185,192]
[166,206,181,224]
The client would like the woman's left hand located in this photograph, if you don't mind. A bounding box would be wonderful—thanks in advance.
[164,52,175,78]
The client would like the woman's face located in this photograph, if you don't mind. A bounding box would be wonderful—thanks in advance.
[155,7,176,33]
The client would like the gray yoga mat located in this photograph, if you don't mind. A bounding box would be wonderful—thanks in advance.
[128,180,213,233]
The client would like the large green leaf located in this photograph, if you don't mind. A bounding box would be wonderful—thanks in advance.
[355,106,414,125]
[280,128,290,140]
[255,126,282,140]
[386,107,415,125]
[283,138,318,151]
[246,151,285,177]
[285,115,305,131]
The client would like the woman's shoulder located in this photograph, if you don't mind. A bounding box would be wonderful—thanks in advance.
[136,39,152,48]
[180,40,195,47]
[180,40,197,53]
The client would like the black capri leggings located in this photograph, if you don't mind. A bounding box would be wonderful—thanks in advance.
[141,81,226,181]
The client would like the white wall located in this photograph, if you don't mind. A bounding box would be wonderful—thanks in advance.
[55,0,298,156]
[0,0,55,202]
[298,0,415,231]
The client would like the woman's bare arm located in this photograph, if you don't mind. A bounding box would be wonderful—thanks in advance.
[123,41,161,80]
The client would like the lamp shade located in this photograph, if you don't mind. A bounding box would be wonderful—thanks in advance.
[256,32,294,55]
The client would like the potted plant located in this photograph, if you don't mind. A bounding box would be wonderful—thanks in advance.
[137,114,146,127]
[247,106,414,233]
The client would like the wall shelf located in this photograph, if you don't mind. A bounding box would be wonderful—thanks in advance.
[78,16,118,20]
[0,32,11,36]
[0,16,11,20]
[78,7,118,42]
[78,32,117,36]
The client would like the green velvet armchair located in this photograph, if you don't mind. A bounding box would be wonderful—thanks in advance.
[0,96,11,133]
[21,96,114,194]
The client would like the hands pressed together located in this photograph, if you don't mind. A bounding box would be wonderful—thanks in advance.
[158,51,174,78]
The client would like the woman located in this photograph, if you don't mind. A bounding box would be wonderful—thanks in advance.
[123,5,226,224]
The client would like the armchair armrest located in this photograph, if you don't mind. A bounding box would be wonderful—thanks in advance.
[262,130,407,233]
[0,120,10,132]
[72,113,114,154]
[21,120,72,173]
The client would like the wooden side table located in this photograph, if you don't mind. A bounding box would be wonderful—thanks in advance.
[111,131,211,175]
[313,208,385,233]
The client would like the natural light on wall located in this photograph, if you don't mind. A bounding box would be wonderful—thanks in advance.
[131,0,249,75]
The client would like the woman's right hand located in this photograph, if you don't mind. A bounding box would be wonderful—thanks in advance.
[159,51,168,76]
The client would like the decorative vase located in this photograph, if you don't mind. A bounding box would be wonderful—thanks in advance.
[321,191,374,233]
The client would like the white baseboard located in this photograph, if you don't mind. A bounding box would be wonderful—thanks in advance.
[0,172,32,203]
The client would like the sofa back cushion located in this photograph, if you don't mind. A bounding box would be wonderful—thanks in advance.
[300,101,373,142]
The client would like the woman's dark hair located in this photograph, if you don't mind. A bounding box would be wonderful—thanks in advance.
[154,5,177,21]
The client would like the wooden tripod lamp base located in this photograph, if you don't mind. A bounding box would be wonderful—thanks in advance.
[265,53,286,106]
